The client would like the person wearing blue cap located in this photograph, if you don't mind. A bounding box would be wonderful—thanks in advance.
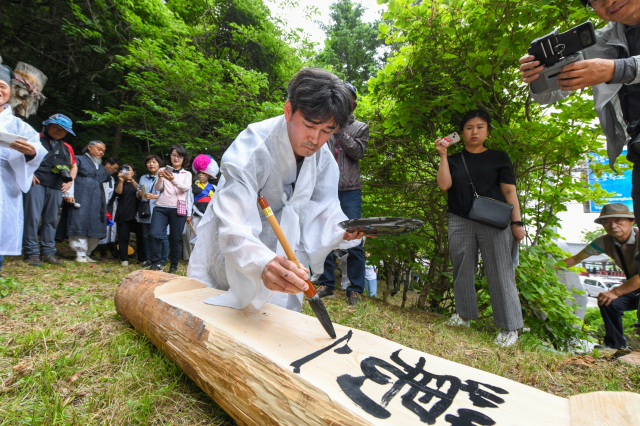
[22,113,78,266]
[316,81,370,306]
[0,63,47,276]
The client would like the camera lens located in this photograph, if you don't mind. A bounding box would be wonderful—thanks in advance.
[59,169,73,183]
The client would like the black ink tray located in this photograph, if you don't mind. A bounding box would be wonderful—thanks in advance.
[339,217,425,236]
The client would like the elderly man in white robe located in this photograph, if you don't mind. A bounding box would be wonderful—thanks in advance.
[188,68,364,312]
[0,64,46,275]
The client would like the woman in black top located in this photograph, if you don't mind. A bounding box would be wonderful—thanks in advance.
[436,109,525,348]
[115,163,143,266]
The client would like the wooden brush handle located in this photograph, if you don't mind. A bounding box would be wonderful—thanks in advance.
[258,197,317,298]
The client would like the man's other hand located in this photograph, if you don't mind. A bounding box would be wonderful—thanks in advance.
[32,175,40,187]
[557,59,616,91]
[598,289,619,307]
[262,255,309,294]
[343,230,366,241]
[61,181,73,193]
[10,139,36,156]
[519,54,543,84]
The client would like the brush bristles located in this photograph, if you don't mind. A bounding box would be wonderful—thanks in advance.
[307,295,337,339]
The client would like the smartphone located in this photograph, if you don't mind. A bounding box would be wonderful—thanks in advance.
[441,132,460,147]
[165,166,174,173]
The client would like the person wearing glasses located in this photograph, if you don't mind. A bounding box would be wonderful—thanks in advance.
[559,203,640,350]
[520,0,640,268]
[149,145,192,274]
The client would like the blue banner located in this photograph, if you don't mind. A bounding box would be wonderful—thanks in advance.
[587,151,633,213]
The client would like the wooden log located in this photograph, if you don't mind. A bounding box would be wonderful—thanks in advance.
[114,271,640,426]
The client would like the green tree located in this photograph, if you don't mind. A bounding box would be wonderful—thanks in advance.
[581,228,602,243]
[361,0,615,347]
[315,0,383,92]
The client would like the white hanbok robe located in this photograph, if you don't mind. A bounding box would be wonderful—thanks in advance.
[0,105,46,255]
[187,115,360,312]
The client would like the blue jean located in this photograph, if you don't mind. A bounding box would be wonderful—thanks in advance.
[365,279,377,297]
[150,207,186,267]
[0,255,4,274]
[140,222,168,264]
[319,189,365,294]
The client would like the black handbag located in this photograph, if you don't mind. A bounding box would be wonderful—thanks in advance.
[460,152,513,230]
[137,200,151,219]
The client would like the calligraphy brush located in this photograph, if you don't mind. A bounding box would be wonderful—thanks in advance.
[258,196,337,339]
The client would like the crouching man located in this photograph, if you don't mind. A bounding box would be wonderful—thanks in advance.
[560,203,640,349]
[187,68,364,312]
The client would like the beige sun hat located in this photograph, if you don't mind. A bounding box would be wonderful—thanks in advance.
[594,203,635,224]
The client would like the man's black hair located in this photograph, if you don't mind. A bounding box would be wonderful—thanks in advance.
[287,67,353,129]
[459,109,492,134]
[104,157,119,166]
[579,0,589,6]
[143,154,164,168]
[169,145,191,168]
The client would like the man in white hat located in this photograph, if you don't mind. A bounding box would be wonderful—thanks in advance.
[560,203,640,349]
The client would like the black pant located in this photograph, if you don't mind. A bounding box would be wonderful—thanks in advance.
[150,206,186,267]
[117,219,144,262]
[599,292,640,349]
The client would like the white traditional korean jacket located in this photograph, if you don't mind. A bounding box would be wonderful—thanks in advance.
[0,105,46,255]
[187,115,360,312]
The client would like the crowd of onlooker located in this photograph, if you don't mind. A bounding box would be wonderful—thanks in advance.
[13,109,219,276]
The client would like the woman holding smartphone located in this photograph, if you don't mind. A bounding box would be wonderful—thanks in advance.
[150,145,192,274]
[436,109,525,348]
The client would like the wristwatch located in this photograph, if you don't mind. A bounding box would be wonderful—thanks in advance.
[511,221,524,227]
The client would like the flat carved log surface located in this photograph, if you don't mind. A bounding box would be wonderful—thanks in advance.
[115,271,579,425]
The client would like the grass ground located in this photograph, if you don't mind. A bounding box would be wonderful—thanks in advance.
[1,255,639,425]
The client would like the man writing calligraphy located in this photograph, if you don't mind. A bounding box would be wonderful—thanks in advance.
[188,68,364,312]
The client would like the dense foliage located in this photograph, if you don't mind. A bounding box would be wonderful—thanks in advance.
[0,0,309,170]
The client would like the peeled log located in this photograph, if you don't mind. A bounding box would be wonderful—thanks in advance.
[114,271,640,426]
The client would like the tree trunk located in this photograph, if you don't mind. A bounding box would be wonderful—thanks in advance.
[113,124,123,156]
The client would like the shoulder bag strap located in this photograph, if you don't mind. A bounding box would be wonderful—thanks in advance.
[459,152,478,198]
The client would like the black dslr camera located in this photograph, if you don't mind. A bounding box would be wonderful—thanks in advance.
[51,164,73,183]
[528,21,597,95]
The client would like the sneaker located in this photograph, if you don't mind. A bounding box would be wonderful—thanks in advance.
[121,261,129,267]
[76,256,97,263]
[26,256,43,267]
[139,261,152,269]
[494,330,518,348]
[316,285,335,299]
[347,291,361,306]
[446,314,470,327]
[168,265,178,274]
[149,264,163,271]
[41,255,62,265]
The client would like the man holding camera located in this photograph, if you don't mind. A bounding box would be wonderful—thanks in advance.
[22,114,77,266]
[520,1,640,256]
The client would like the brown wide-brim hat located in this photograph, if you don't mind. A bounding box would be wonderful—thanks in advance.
[594,203,635,224]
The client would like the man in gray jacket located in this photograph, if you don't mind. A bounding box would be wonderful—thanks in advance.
[316,82,369,306]
[519,0,640,266]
